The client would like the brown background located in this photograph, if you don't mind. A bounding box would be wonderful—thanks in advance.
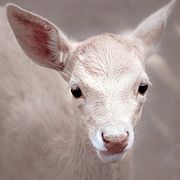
[0,0,180,179]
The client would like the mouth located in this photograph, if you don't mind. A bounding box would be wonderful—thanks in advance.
[97,149,127,163]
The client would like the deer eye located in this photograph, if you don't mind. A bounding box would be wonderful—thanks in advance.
[138,83,148,95]
[71,85,82,98]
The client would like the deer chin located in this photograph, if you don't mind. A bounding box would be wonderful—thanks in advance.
[96,149,127,163]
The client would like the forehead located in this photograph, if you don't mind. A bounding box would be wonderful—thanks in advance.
[72,34,145,89]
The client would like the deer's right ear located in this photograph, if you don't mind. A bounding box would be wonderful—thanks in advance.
[6,4,73,75]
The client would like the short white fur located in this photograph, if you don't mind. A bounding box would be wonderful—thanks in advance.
[0,1,175,180]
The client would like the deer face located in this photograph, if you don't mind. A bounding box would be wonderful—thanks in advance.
[70,34,149,162]
[6,1,175,163]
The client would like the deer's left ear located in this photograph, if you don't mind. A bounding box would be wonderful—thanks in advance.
[133,0,176,50]
[6,3,73,72]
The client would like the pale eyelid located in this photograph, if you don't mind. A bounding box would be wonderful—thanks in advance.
[70,79,100,97]
[141,79,152,86]
[147,79,153,87]
[136,71,152,87]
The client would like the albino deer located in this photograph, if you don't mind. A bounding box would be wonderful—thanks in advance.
[0,1,175,180]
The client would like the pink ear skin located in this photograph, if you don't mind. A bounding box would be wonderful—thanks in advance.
[6,4,71,71]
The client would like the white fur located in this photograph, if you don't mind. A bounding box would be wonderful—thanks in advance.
[0,1,175,180]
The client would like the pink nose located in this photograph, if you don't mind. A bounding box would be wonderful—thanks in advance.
[102,132,129,153]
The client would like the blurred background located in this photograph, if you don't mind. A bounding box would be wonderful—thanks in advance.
[0,0,179,179]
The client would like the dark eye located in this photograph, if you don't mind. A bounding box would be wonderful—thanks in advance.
[71,85,82,98]
[138,83,148,95]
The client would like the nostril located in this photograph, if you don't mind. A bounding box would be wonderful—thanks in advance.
[122,131,129,142]
[126,131,129,137]
[102,132,110,143]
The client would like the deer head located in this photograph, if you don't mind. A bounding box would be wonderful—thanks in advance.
[6,0,175,163]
